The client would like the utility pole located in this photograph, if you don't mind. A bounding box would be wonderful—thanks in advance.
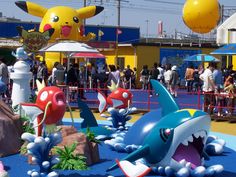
[118,0,121,27]
[115,0,121,64]
[145,20,149,43]
[84,0,87,26]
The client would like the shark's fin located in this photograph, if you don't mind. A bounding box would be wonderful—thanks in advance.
[116,159,151,177]
[107,145,150,172]
[78,97,98,128]
[150,79,179,116]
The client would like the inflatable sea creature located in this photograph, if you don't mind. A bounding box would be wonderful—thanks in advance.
[21,132,62,177]
[98,81,133,113]
[107,80,224,177]
[77,97,113,138]
[21,80,66,136]
[15,1,104,42]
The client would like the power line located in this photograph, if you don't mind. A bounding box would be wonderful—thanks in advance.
[144,0,184,6]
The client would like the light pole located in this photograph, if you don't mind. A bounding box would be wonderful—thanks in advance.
[145,20,149,43]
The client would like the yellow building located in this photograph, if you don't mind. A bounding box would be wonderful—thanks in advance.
[102,42,219,80]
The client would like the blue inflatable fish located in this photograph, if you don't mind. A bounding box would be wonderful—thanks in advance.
[107,79,212,175]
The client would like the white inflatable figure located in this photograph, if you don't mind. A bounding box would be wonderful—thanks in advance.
[11,47,32,108]
[116,159,151,177]
[0,161,9,177]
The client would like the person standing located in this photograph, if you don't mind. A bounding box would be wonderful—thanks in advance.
[0,56,9,99]
[67,63,80,100]
[140,65,149,90]
[149,62,159,96]
[124,65,134,89]
[169,65,179,98]
[185,64,195,93]
[157,63,164,83]
[163,64,172,91]
[37,61,48,83]
[200,62,216,114]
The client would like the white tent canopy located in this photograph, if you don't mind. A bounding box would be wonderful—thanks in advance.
[39,40,100,53]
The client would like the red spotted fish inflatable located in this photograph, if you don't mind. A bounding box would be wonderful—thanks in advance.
[98,81,133,113]
[21,80,66,136]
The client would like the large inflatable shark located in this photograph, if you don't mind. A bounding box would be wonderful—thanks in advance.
[107,80,223,176]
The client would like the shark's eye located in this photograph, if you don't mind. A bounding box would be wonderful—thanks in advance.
[122,92,128,98]
[164,128,171,136]
[73,17,79,23]
[52,16,59,22]
[40,91,48,101]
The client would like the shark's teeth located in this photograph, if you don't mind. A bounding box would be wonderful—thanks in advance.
[193,132,201,138]
[182,135,193,146]
[179,159,187,167]
[193,131,207,139]
[182,139,188,146]
[187,135,193,143]
[182,131,207,147]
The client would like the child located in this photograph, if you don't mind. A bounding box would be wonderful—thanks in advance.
[224,77,235,117]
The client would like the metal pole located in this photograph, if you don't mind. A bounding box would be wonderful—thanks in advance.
[115,0,121,66]
[84,0,87,26]
[118,0,121,26]
[146,20,149,43]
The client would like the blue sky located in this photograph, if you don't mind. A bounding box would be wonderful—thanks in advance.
[1,0,236,37]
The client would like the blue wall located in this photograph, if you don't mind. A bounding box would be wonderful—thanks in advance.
[0,22,140,43]
[0,22,39,38]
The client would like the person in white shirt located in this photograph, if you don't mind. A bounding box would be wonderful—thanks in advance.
[163,64,172,91]
[157,63,164,83]
[200,62,216,114]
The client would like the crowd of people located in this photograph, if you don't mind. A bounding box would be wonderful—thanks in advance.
[187,62,236,117]
[0,56,236,117]
[140,62,179,97]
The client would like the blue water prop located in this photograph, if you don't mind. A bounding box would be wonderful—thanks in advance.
[106,79,225,177]
[21,132,62,177]
[101,106,137,130]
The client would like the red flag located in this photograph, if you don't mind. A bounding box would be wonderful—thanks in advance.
[117,28,122,35]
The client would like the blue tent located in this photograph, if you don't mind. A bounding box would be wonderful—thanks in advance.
[211,44,236,55]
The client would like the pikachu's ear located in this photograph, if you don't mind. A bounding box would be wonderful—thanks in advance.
[15,1,47,18]
[77,6,104,19]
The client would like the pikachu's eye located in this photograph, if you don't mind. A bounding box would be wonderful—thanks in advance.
[52,16,59,22]
[73,17,79,23]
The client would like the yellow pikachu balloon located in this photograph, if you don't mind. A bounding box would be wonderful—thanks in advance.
[15,1,104,42]
[182,0,221,34]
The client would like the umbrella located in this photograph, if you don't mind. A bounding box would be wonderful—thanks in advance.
[70,52,105,58]
[184,54,220,62]
[39,40,103,70]
[39,40,99,53]
[211,44,236,55]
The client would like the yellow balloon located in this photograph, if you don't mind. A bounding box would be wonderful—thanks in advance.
[182,0,221,34]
